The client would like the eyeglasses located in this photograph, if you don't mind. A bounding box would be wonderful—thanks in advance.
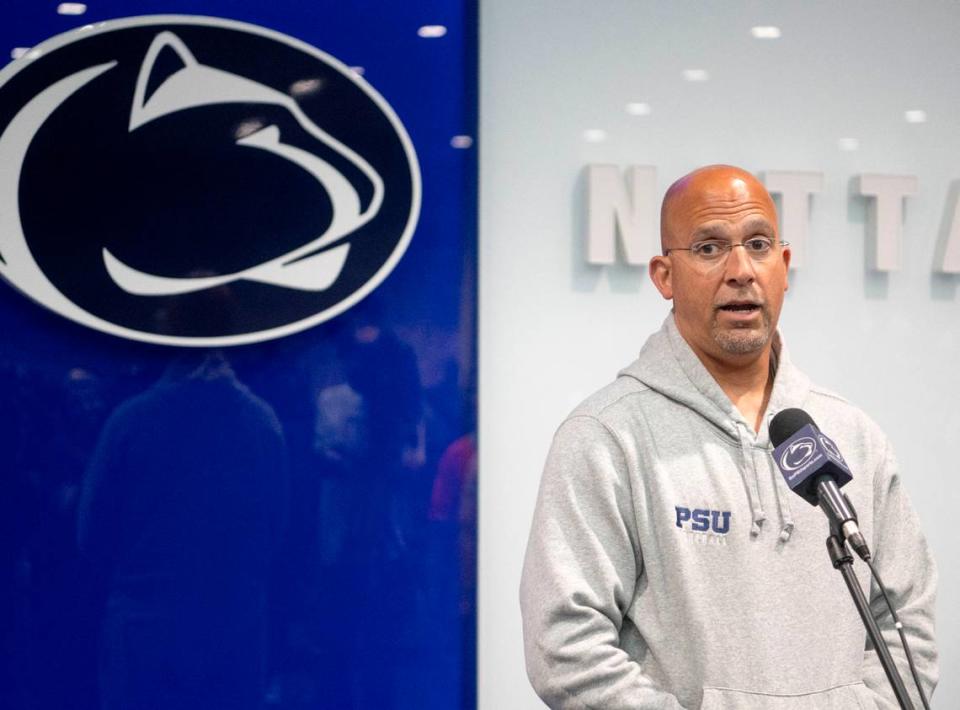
[665,237,789,265]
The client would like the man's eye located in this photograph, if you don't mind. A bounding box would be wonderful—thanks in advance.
[745,238,773,252]
[694,242,724,256]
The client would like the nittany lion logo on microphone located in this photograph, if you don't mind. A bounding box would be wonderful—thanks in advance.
[0,16,420,346]
[779,436,818,477]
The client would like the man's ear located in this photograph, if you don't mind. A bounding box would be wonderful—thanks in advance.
[781,244,792,292]
[649,255,673,300]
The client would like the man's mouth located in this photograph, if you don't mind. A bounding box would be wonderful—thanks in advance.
[718,302,761,313]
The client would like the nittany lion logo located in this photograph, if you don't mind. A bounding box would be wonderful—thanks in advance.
[0,16,420,346]
[779,436,818,474]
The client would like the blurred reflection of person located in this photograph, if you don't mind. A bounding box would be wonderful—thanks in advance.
[78,349,288,710]
[311,309,424,707]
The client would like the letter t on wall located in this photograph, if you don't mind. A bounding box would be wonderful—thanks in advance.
[937,187,960,273]
[762,171,823,269]
[854,174,918,272]
[586,165,656,265]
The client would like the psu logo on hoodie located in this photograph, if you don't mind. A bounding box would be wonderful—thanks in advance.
[0,16,420,346]
[675,505,731,535]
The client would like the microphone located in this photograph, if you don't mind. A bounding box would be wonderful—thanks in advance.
[769,408,871,561]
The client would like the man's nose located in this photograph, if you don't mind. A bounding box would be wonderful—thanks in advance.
[723,244,757,285]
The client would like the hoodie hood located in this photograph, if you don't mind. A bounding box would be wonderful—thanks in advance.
[619,315,813,540]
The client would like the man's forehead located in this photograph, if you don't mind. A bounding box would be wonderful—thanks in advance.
[690,214,776,239]
[685,196,777,228]
[686,197,775,220]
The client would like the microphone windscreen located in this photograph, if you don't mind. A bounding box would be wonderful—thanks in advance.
[770,408,816,447]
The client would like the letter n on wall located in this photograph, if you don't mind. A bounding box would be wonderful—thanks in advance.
[586,165,656,265]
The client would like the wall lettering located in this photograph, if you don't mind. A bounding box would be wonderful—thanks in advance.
[586,164,656,265]
[762,171,823,269]
[583,166,953,278]
[938,187,960,273]
[854,174,918,272]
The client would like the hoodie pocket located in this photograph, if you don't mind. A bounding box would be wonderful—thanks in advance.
[700,682,890,709]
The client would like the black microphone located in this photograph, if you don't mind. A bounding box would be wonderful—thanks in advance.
[769,408,871,561]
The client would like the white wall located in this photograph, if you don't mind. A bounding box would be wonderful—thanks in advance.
[479,1,960,707]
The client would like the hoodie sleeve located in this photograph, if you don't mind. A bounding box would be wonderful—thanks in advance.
[861,439,938,708]
[520,415,686,710]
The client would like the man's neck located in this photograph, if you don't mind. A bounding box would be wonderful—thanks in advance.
[699,347,774,433]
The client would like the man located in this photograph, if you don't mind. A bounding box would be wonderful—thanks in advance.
[520,165,938,709]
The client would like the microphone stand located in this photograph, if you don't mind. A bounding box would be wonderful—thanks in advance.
[825,534,914,710]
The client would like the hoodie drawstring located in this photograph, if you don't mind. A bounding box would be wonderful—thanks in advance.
[771,460,796,542]
[736,424,766,536]
[737,423,796,542]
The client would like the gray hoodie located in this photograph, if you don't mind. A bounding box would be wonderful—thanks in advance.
[520,316,937,709]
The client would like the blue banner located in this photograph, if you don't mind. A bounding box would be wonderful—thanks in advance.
[0,2,477,708]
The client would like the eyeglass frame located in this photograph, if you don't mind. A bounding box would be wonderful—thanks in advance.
[663,236,790,263]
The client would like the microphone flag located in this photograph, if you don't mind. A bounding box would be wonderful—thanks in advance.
[772,422,853,505]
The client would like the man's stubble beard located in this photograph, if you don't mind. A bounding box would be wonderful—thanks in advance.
[711,306,772,355]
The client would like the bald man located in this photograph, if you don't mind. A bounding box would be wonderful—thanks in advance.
[520,166,937,709]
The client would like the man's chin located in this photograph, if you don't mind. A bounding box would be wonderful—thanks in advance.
[713,327,770,355]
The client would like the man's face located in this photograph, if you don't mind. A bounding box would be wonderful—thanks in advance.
[649,168,791,366]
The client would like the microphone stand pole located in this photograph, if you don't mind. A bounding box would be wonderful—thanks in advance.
[825,535,913,710]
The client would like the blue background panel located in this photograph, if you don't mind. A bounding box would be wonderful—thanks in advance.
[0,2,477,708]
